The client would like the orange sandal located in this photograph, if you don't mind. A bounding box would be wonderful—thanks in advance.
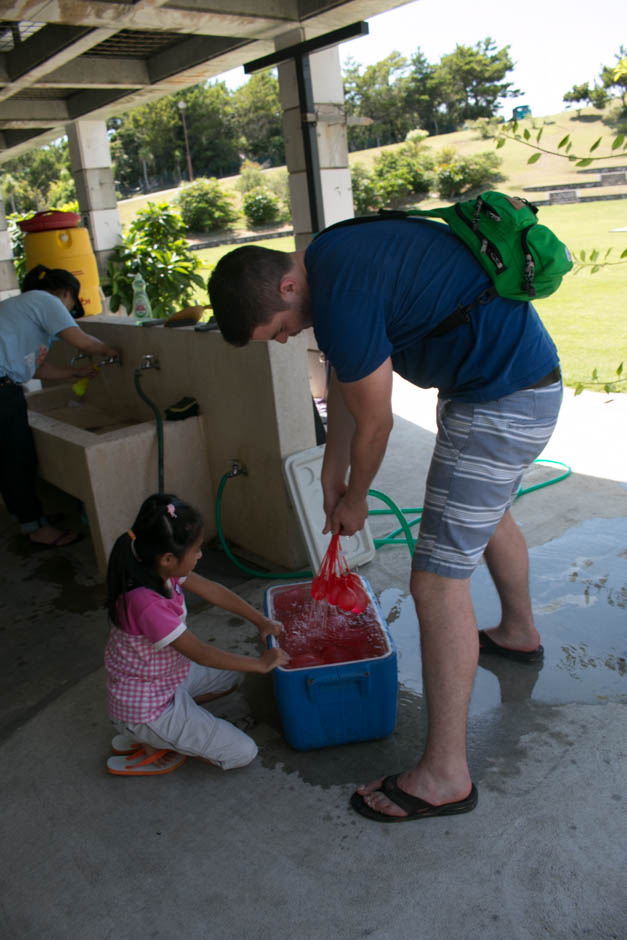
[106,747,186,776]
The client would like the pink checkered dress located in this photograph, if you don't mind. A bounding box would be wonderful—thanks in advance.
[105,581,191,724]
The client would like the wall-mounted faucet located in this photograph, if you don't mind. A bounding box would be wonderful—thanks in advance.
[139,354,160,371]
[96,356,122,368]
[70,351,90,367]
[229,459,248,478]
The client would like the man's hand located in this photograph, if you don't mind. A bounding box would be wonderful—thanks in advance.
[323,493,368,536]
[322,479,347,528]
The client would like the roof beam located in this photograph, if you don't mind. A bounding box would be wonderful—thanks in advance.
[147,35,250,83]
[34,57,150,89]
[0,25,117,102]
[0,1,293,39]
[0,98,69,125]
[6,25,94,80]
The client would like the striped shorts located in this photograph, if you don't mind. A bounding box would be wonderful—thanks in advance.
[412,380,563,579]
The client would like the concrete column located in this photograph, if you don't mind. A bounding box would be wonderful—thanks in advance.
[66,120,122,279]
[0,197,19,301]
[277,29,354,251]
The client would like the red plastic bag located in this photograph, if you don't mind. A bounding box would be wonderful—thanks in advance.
[311,534,369,613]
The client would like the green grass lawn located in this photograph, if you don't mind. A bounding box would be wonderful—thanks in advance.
[533,201,627,390]
[119,107,627,391]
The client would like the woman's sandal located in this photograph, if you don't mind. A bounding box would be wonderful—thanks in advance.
[28,529,83,549]
[106,747,186,776]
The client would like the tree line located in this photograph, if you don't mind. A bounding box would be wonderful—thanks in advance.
[2,39,625,212]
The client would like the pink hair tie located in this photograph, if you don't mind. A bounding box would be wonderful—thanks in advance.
[167,503,177,518]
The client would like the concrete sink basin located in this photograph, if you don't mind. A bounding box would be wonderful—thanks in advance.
[27,384,211,573]
[28,386,143,436]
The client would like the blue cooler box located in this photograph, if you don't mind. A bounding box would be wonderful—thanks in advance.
[264,579,397,750]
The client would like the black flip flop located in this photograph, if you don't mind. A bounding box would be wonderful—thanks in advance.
[350,775,478,823]
[478,629,544,664]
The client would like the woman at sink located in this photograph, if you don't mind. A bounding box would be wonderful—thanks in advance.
[0,264,121,548]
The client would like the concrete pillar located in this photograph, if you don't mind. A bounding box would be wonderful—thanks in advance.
[66,120,122,279]
[0,197,19,301]
[277,29,354,251]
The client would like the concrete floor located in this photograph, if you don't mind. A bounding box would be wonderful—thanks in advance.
[1,379,626,940]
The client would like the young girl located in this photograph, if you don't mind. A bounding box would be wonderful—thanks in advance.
[104,492,289,776]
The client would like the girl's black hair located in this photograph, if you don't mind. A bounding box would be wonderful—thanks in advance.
[106,493,203,625]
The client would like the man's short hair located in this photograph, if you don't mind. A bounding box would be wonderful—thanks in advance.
[208,246,293,346]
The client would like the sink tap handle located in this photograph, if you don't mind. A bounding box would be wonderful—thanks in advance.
[70,351,90,367]
[140,354,160,370]
[96,356,121,367]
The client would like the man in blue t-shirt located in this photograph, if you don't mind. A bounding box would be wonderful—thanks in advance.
[208,218,563,823]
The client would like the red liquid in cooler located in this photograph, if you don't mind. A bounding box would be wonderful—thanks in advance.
[270,582,388,669]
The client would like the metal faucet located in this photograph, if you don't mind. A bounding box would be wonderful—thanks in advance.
[70,351,90,367]
[96,356,121,367]
[139,354,160,371]
[229,459,247,477]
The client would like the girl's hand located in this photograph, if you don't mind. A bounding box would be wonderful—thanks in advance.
[258,647,290,672]
[72,364,99,379]
[257,617,284,641]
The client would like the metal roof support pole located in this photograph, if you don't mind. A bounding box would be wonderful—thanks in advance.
[293,51,324,238]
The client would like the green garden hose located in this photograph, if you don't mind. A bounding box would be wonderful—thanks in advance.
[215,472,312,580]
[134,369,164,493]
[215,458,572,579]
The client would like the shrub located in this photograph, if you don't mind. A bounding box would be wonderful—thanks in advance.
[469,117,503,139]
[350,163,381,214]
[405,128,430,146]
[46,168,77,207]
[372,146,434,207]
[236,160,265,195]
[175,178,238,232]
[6,212,29,282]
[434,150,504,199]
[102,202,204,318]
[266,169,291,217]
[243,186,281,226]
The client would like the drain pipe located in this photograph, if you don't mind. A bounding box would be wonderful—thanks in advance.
[134,354,164,493]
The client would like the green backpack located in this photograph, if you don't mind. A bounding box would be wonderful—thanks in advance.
[404,191,573,301]
[316,192,573,336]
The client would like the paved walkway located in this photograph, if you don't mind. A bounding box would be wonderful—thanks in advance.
[1,380,625,939]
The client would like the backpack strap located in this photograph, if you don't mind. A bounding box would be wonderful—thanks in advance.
[314,210,499,339]
[426,285,497,338]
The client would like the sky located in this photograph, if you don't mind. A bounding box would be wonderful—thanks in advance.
[221,0,625,119]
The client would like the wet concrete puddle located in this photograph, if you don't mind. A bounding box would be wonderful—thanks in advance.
[379,517,626,714]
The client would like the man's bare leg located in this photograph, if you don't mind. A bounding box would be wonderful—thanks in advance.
[482,510,540,651]
[357,571,477,818]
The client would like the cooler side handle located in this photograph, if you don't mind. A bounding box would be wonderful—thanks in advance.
[306,671,371,701]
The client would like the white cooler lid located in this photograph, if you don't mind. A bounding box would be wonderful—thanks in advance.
[283,444,375,571]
